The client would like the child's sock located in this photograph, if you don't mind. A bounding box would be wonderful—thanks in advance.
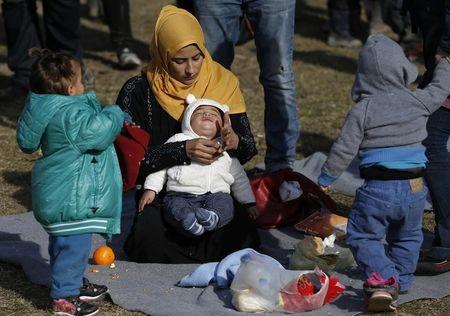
[182,212,205,236]
[195,208,219,231]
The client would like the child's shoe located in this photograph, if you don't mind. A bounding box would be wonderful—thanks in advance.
[52,296,98,316]
[195,208,219,231]
[79,278,109,301]
[363,273,399,312]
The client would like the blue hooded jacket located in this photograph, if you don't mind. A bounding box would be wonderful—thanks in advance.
[17,91,124,237]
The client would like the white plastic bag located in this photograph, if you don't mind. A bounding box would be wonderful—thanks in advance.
[230,251,329,313]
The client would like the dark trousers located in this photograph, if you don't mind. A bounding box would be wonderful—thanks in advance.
[164,191,235,231]
[101,0,133,50]
[124,191,260,264]
[1,0,82,89]
[408,0,450,258]
[327,0,361,37]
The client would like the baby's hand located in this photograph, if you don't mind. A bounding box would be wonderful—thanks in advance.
[139,190,156,212]
[247,205,260,220]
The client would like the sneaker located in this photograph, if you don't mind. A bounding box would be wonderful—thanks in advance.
[367,290,397,312]
[327,33,362,48]
[363,273,399,312]
[195,208,219,231]
[79,278,109,301]
[415,257,450,276]
[52,297,98,316]
[118,48,142,69]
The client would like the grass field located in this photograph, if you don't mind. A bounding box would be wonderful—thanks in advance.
[0,0,448,315]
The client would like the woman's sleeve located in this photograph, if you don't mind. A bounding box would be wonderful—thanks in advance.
[140,141,189,175]
[116,76,190,176]
[228,112,257,164]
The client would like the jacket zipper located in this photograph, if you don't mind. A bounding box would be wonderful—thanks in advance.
[91,156,99,213]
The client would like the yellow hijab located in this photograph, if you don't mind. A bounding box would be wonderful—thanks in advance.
[147,5,246,121]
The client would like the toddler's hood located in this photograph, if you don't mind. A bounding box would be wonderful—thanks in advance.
[181,94,229,138]
[17,91,98,153]
[351,34,418,102]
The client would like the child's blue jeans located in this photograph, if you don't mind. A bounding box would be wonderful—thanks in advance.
[48,234,92,299]
[346,178,427,291]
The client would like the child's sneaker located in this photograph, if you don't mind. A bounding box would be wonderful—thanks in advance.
[195,208,219,231]
[52,297,98,316]
[363,273,399,312]
[79,278,109,301]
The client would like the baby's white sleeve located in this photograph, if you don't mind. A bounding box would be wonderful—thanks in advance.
[143,169,167,193]
[230,158,256,204]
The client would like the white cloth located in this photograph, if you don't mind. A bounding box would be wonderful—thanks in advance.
[279,180,303,202]
[144,99,255,205]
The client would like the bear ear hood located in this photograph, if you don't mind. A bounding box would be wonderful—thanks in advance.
[181,93,230,137]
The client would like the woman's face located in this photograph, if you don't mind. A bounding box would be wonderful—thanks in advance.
[168,44,204,85]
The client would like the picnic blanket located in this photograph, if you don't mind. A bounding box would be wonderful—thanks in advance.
[1,154,450,315]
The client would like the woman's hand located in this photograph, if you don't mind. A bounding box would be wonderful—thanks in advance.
[219,112,239,150]
[139,190,156,212]
[186,138,223,165]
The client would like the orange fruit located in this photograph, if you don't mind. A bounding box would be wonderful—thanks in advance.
[92,245,115,266]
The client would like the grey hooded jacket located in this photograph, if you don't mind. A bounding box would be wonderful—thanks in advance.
[319,34,450,185]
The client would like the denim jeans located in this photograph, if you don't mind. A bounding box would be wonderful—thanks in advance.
[48,234,92,299]
[164,191,235,231]
[192,0,300,171]
[423,107,450,259]
[346,179,427,291]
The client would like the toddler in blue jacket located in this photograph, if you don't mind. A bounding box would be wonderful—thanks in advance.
[17,49,126,316]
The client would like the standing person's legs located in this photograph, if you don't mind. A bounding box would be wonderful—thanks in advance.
[412,0,445,88]
[346,181,399,282]
[245,0,299,172]
[48,234,92,298]
[1,0,41,92]
[49,234,98,314]
[42,0,95,89]
[385,179,426,291]
[410,0,450,274]
[42,0,82,60]
[192,0,242,69]
[346,180,404,311]
[421,108,450,263]
[327,0,362,48]
[101,0,141,68]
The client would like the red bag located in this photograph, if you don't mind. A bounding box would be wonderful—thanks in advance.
[249,169,336,228]
[114,125,151,192]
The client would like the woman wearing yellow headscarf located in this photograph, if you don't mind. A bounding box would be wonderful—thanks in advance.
[116,5,259,263]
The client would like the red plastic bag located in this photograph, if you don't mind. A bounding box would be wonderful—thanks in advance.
[249,169,336,228]
[114,125,150,192]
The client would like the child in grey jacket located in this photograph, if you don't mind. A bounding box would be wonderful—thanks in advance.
[318,34,450,312]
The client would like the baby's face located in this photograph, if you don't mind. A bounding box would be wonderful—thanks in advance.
[190,105,223,139]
